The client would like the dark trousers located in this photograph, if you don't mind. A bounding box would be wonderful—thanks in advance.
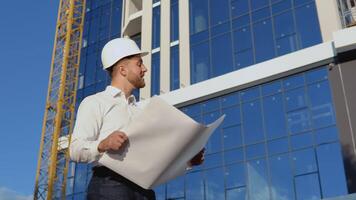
[87,166,156,200]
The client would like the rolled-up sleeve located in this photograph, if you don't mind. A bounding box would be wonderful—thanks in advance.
[70,97,103,163]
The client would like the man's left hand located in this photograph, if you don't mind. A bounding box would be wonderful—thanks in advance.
[189,148,205,166]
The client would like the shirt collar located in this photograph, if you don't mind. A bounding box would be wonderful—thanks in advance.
[105,86,137,105]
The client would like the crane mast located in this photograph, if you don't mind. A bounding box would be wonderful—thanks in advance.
[34,0,86,199]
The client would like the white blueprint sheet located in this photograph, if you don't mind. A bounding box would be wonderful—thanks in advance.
[98,96,225,189]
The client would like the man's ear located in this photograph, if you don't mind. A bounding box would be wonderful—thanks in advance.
[118,65,128,77]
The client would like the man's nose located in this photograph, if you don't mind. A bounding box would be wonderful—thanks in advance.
[142,64,148,72]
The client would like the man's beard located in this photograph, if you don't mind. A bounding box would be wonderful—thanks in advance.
[128,74,145,89]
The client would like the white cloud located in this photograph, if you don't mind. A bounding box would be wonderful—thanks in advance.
[0,187,32,200]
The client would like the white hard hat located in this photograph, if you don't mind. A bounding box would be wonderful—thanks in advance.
[101,38,148,70]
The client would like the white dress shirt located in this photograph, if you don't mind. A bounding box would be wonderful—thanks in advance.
[69,86,141,164]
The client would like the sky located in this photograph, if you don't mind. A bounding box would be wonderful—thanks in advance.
[0,1,59,198]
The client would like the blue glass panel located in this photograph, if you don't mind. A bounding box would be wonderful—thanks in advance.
[225,163,246,188]
[262,80,282,96]
[84,55,97,87]
[205,168,225,200]
[73,163,88,193]
[182,103,201,116]
[252,7,270,22]
[191,42,211,83]
[152,6,161,49]
[292,148,317,175]
[285,87,307,111]
[268,137,289,155]
[231,0,249,17]
[189,0,209,34]
[204,152,223,168]
[235,49,254,69]
[233,26,252,52]
[170,1,179,42]
[170,45,180,90]
[276,34,298,56]
[246,143,266,160]
[307,81,336,128]
[151,53,160,96]
[295,173,321,200]
[251,0,269,10]
[222,106,241,128]
[83,85,96,97]
[306,67,328,83]
[263,94,287,139]
[211,22,230,37]
[186,172,204,200]
[317,143,348,198]
[291,131,314,150]
[274,11,295,38]
[247,159,270,199]
[211,33,234,77]
[287,109,312,134]
[154,185,166,200]
[223,125,243,149]
[167,176,184,199]
[272,0,292,14]
[253,19,275,62]
[242,100,265,144]
[315,126,339,145]
[283,73,305,90]
[226,187,246,200]
[202,98,219,113]
[221,93,239,108]
[232,14,250,29]
[240,87,260,102]
[204,112,222,153]
[224,148,244,164]
[88,17,99,44]
[295,3,322,48]
[269,154,294,200]
[294,0,312,6]
[210,0,230,26]
[110,3,122,36]
[190,30,209,44]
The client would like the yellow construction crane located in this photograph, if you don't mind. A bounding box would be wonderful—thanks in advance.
[34,0,86,199]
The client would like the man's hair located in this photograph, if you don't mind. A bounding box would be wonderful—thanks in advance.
[105,54,139,78]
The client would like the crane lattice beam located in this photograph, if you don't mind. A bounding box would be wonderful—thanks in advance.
[34,0,86,199]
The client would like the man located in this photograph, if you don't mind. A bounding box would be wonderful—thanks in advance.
[70,38,204,200]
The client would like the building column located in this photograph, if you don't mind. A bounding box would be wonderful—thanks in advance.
[140,0,153,100]
[178,0,190,88]
[160,0,171,94]
[315,0,343,41]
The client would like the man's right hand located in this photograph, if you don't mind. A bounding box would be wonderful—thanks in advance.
[97,131,128,153]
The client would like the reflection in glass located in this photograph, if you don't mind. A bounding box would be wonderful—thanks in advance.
[167,176,184,199]
[292,148,317,175]
[247,159,270,199]
[191,42,210,83]
[205,168,225,200]
[242,100,264,144]
[225,163,246,188]
[295,173,321,200]
[263,94,287,139]
[226,187,246,200]
[317,143,348,198]
[186,172,204,200]
[269,154,294,200]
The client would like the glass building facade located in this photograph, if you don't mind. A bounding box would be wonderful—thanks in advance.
[64,0,356,199]
[154,66,348,200]
[189,0,322,83]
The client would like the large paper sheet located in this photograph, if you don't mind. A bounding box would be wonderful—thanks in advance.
[98,96,225,189]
